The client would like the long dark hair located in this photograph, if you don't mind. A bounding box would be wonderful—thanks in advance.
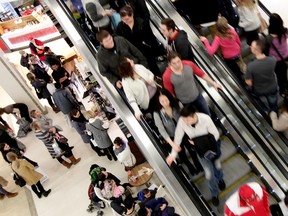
[154,89,180,112]
[268,13,287,43]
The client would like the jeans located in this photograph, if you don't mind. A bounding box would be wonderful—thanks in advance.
[184,94,211,116]
[198,156,223,197]
[251,90,278,113]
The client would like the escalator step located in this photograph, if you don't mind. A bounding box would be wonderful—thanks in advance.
[194,154,251,201]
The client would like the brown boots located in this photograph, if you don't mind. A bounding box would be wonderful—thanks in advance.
[68,155,81,165]
[62,160,72,169]
[0,192,18,199]
[61,156,81,168]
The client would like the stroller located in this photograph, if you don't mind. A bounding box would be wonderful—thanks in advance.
[87,182,106,215]
[87,164,107,214]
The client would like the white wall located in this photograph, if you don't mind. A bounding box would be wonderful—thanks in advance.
[261,0,288,26]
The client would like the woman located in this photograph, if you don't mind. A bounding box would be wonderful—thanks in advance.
[113,137,136,170]
[270,98,288,139]
[0,143,37,166]
[6,152,51,199]
[69,109,105,157]
[0,103,32,123]
[153,90,202,175]
[267,13,288,96]
[26,73,59,113]
[200,17,243,81]
[236,0,261,45]
[118,57,158,120]
[117,5,163,76]
[30,121,81,168]
[85,110,117,161]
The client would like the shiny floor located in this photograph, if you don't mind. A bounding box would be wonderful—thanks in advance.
[0,107,184,216]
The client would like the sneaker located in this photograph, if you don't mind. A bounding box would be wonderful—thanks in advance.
[218,179,226,191]
[7,192,18,198]
[43,189,51,197]
[212,196,219,206]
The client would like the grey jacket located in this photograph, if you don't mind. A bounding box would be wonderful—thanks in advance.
[86,119,112,149]
[153,107,181,140]
[52,88,78,114]
[96,36,148,85]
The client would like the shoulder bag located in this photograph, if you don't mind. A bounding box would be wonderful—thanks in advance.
[12,168,26,187]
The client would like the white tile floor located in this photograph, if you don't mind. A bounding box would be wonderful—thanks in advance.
[0,107,185,216]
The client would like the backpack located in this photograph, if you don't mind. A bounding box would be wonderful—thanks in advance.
[89,166,106,183]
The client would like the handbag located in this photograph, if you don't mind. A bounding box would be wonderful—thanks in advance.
[12,170,26,187]
[52,142,65,158]
[54,133,68,144]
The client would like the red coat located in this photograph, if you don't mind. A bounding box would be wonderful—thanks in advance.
[224,182,270,216]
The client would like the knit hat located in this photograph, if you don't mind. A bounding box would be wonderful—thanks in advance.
[19,50,25,55]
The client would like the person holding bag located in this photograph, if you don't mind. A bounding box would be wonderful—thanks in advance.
[7,152,51,199]
[26,73,59,113]
[31,121,81,169]
[113,137,136,171]
[166,105,225,206]
[266,13,288,96]
[85,110,117,161]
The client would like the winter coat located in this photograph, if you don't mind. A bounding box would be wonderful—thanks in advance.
[11,159,42,186]
[52,88,79,114]
[122,64,155,117]
[96,36,148,85]
[30,63,51,83]
[20,54,33,69]
[167,30,194,61]
[113,143,136,167]
[31,78,51,99]
[71,120,90,143]
[224,182,270,216]
[116,17,159,57]
[86,118,112,149]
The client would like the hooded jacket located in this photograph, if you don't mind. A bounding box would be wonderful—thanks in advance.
[224,182,270,216]
[168,30,194,61]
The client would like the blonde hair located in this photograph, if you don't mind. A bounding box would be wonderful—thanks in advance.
[30,121,41,131]
[6,152,20,168]
[236,0,257,10]
[84,110,97,119]
[216,17,232,39]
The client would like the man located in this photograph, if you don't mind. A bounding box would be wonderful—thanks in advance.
[224,182,270,216]
[19,51,33,70]
[166,105,225,206]
[163,51,221,115]
[96,30,147,88]
[117,5,164,76]
[245,40,278,113]
[52,83,79,115]
[49,58,71,88]
[44,46,63,66]
[160,18,194,61]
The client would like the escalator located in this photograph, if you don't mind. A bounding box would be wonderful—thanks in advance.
[45,0,287,215]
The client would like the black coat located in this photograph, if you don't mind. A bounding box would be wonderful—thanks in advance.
[116,17,160,57]
[31,78,51,99]
[20,54,33,69]
[30,64,51,83]
[96,36,147,85]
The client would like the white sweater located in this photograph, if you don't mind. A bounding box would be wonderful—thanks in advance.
[122,64,155,117]
[171,113,219,157]
[238,6,261,31]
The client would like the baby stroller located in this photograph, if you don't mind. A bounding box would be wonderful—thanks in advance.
[87,182,106,215]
